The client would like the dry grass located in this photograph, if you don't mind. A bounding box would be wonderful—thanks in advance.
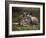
[12,24,40,31]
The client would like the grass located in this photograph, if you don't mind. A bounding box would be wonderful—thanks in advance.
[12,23,40,31]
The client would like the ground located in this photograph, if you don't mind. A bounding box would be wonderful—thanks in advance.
[12,24,40,31]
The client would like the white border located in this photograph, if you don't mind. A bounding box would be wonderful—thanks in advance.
[9,4,43,35]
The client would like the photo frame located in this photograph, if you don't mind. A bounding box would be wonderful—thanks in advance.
[5,1,45,37]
